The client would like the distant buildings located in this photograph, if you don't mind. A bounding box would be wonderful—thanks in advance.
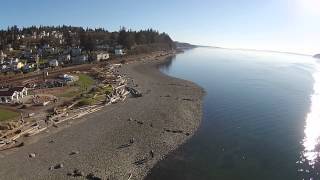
[0,28,136,75]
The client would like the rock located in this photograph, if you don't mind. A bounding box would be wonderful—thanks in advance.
[29,153,36,158]
[129,138,135,144]
[128,117,133,121]
[48,166,54,171]
[52,124,58,128]
[86,173,102,180]
[70,151,79,155]
[73,169,84,177]
[54,163,64,169]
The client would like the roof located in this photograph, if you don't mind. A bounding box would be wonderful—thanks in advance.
[0,90,15,97]
[0,86,26,97]
[10,86,26,92]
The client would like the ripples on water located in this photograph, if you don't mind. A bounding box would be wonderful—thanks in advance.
[299,60,320,178]
[147,48,320,180]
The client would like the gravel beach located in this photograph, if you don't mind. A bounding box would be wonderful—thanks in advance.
[0,54,204,180]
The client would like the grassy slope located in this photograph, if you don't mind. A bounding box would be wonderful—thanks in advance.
[0,108,19,122]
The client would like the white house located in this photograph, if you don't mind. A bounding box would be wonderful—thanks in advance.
[0,90,18,103]
[12,61,24,71]
[0,51,6,60]
[49,59,59,67]
[115,49,124,55]
[0,87,28,103]
[95,52,110,61]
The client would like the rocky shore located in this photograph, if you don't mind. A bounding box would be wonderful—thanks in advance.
[0,53,204,180]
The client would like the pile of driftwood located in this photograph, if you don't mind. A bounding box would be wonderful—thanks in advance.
[0,63,142,151]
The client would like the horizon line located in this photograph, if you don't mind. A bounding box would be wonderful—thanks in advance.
[193,44,314,57]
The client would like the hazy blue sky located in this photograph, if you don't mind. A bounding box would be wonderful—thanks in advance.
[1,0,319,54]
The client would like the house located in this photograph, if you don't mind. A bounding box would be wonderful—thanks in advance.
[7,44,13,51]
[58,54,71,63]
[23,63,36,72]
[0,86,28,103]
[19,45,27,50]
[0,90,18,103]
[0,51,6,60]
[115,49,124,55]
[94,52,109,61]
[44,47,56,54]
[10,87,28,98]
[71,48,82,56]
[8,58,19,65]
[72,55,88,64]
[49,59,59,67]
[0,64,7,72]
[12,61,24,71]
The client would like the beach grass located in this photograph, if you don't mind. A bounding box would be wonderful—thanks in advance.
[0,108,19,122]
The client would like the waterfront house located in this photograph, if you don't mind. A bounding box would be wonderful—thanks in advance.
[0,86,28,103]
[23,63,36,72]
[49,59,59,67]
[58,54,71,63]
[12,61,24,71]
[115,49,124,55]
[94,52,110,62]
[0,51,6,60]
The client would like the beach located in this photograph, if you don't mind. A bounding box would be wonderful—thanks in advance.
[0,53,204,180]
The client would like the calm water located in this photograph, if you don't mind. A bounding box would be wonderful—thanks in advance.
[146,48,320,180]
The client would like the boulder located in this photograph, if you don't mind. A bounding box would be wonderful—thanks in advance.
[29,153,36,158]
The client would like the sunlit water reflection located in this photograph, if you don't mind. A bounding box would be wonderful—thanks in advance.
[147,48,320,180]
[299,60,320,177]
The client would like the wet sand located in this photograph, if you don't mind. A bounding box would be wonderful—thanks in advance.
[0,54,204,180]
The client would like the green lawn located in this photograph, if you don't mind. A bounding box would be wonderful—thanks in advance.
[76,74,95,92]
[58,88,80,98]
[0,108,19,122]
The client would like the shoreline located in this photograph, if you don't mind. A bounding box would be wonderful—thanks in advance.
[0,51,204,180]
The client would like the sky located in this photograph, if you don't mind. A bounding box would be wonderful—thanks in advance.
[1,0,319,55]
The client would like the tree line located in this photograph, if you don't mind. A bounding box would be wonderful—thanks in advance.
[0,25,175,52]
